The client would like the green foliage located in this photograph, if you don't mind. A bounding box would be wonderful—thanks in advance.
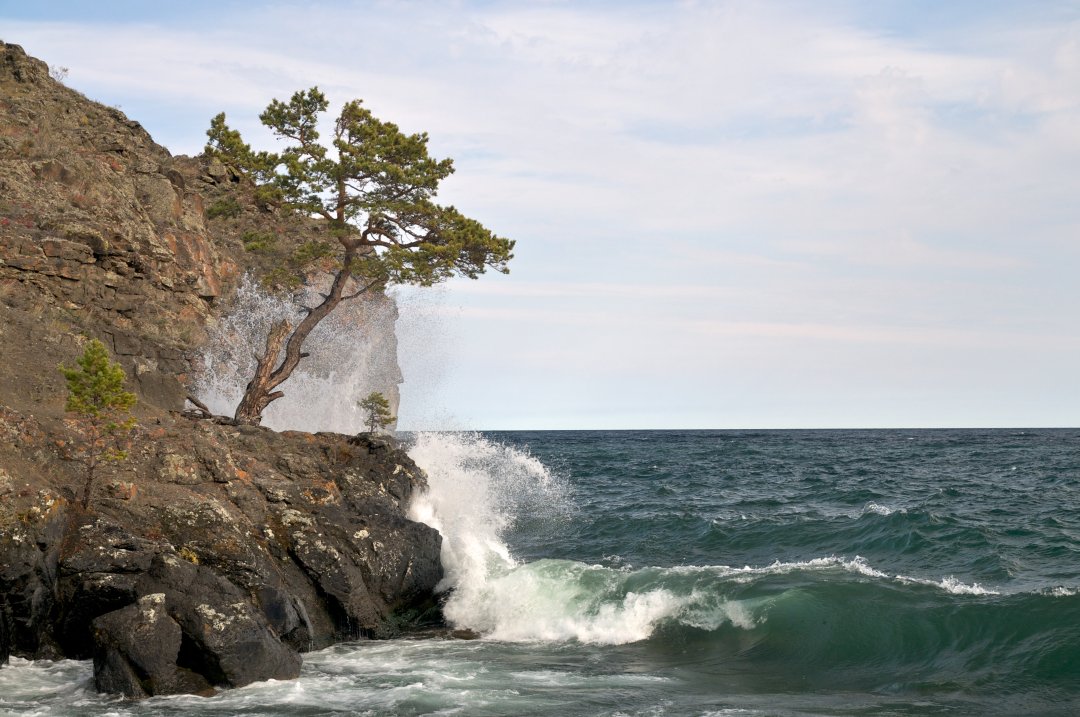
[59,339,137,508]
[241,229,278,252]
[61,339,137,418]
[204,88,514,291]
[263,239,338,289]
[205,113,279,184]
[206,197,242,220]
[358,391,395,433]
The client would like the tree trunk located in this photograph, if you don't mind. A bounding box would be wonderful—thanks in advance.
[81,454,96,509]
[233,243,368,425]
[234,319,293,424]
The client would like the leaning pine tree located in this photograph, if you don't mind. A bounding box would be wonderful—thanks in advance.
[206,89,514,425]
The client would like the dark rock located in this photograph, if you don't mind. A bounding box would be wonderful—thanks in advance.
[256,586,313,652]
[1,599,9,665]
[92,593,212,698]
[135,555,302,689]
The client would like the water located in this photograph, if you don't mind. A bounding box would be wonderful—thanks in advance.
[4,429,1079,716]
[193,276,402,433]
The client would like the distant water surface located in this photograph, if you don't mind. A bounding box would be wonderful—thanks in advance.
[3,429,1078,716]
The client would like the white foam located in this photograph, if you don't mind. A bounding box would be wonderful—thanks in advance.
[406,432,762,645]
[406,430,570,599]
[863,502,901,516]
[709,555,891,582]
[684,555,1000,597]
[192,275,401,433]
[480,570,681,644]
[0,657,94,714]
[929,576,1000,596]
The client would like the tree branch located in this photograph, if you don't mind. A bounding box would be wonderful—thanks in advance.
[185,395,213,418]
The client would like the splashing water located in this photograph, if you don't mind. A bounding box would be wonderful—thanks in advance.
[406,432,594,634]
[406,432,571,592]
[405,432,1017,646]
[192,276,402,433]
[405,432,764,644]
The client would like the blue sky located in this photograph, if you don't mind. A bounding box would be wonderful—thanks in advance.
[4,1,1079,429]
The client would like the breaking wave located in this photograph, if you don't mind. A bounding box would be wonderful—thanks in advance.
[405,431,1080,696]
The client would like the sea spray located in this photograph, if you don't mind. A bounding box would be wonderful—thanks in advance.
[406,432,760,644]
[192,275,401,433]
[406,432,570,593]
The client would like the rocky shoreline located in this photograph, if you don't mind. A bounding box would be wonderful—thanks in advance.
[0,39,446,698]
[0,412,444,698]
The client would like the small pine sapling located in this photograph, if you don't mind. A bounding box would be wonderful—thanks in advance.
[59,339,137,508]
[358,392,395,434]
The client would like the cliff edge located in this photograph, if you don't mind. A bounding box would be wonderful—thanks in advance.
[0,40,443,698]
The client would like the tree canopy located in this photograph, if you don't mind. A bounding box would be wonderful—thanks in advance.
[206,89,514,425]
[59,339,137,508]
[206,88,513,287]
[358,391,395,434]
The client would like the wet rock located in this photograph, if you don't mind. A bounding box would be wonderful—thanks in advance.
[92,593,212,698]
[134,555,302,689]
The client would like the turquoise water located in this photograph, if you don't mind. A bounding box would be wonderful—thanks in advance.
[3,429,1078,716]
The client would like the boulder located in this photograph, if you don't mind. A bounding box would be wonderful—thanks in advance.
[136,554,302,689]
[92,593,212,698]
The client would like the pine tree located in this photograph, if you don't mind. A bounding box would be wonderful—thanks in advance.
[59,339,137,508]
[358,391,395,434]
[206,89,514,425]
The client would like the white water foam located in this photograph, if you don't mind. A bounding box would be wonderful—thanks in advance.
[406,432,759,644]
[922,576,999,596]
[406,432,569,597]
[739,556,1000,595]
[0,657,94,715]
[718,555,999,595]
[862,502,903,517]
[192,276,402,433]
[406,434,1006,644]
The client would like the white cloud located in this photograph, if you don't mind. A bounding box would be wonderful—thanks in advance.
[6,2,1080,427]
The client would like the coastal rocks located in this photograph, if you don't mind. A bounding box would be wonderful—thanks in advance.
[0,411,443,696]
[0,40,434,699]
[91,557,301,698]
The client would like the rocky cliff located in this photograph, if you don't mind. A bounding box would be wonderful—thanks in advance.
[0,40,442,698]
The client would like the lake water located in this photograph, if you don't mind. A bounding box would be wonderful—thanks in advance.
[3,429,1078,716]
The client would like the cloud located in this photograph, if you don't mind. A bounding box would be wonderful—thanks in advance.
[6,2,1080,427]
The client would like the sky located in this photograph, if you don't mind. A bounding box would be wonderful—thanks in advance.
[3,1,1079,429]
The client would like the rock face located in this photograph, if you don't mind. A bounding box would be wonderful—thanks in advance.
[0,40,444,697]
[0,411,443,696]
[0,39,402,422]
[0,40,238,413]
